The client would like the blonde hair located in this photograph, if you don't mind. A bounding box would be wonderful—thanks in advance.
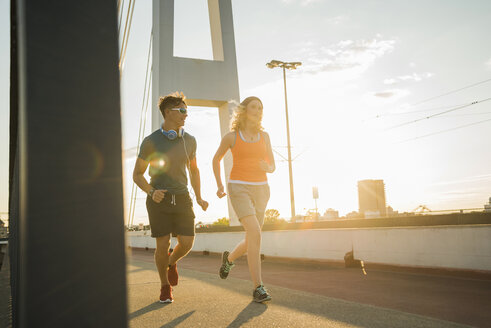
[230,96,264,132]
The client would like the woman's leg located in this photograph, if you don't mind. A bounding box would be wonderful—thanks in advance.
[240,215,262,287]
[228,239,246,262]
[228,220,264,263]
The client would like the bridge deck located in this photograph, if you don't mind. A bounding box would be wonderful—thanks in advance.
[128,248,491,327]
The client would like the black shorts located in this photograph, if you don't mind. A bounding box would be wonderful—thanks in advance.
[146,192,196,238]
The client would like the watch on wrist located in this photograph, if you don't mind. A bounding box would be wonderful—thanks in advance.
[148,188,155,197]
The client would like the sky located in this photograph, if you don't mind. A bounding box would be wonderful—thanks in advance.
[1,0,491,225]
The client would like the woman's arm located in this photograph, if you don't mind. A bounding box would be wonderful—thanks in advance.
[260,131,276,173]
[212,132,235,198]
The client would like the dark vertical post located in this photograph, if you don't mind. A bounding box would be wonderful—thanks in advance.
[9,0,19,326]
[13,1,128,326]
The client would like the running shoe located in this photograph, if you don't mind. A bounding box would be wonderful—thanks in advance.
[253,285,272,303]
[159,284,173,303]
[219,251,235,279]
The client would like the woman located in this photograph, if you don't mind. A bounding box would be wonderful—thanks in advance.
[212,96,275,303]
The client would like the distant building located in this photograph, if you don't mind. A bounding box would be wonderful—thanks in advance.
[387,205,398,217]
[0,219,7,239]
[364,210,381,219]
[358,179,387,218]
[346,211,361,219]
[323,208,339,220]
[485,197,491,213]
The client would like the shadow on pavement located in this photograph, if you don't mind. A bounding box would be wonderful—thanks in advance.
[127,256,468,328]
[160,311,195,328]
[226,302,268,328]
[127,259,348,322]
[127,267,149,274]
[129,301,171,320]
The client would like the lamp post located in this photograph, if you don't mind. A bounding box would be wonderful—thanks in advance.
[266,60,301,221]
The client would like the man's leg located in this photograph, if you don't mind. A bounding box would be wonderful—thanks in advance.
[155,235,171,287]
[169,235,195,265]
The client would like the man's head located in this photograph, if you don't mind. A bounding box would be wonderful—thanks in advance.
[158,92,188,127]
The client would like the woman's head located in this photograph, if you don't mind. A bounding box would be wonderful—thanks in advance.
[230,96,264,132]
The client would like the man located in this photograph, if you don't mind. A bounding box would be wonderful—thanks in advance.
[133,92,208,303]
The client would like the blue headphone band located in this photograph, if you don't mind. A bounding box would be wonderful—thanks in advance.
[161,127,184,140]
[160,127,190,164]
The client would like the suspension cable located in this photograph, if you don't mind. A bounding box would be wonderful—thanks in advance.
[129,70,153,227]
[128,32,153,227]
[117,0,125,39]
[119,0,136,71]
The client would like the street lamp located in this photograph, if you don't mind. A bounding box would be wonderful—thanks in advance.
[266,60,302,221]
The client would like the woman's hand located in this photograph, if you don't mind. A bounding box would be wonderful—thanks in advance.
[216,185,227,198]
[259,160,273,173]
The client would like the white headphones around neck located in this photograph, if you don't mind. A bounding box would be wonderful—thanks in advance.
[160,127,184,140]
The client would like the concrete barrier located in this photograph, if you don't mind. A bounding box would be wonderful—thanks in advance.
[127,224,491,272]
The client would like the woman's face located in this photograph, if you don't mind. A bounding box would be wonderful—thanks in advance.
[245,99,263,123]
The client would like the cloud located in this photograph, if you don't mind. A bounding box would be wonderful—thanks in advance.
[325,15,348,25]
[383,78,397,85]
[374,91,396,98]
[383,72,434,85]
[364,89,410,104]
[282,0,323,5]
[301,37,396,75]
[486,57,491,70]
[429,173,491,187]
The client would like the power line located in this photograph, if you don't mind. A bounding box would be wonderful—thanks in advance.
[272,148,288,161]
[438,111,491,117]
[363,102,469,122]
[410,77,491,106]
[365,77,491,122]
[386,97,491,131]
[395,117,491,144]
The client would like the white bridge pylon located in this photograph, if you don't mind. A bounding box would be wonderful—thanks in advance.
[152,0,240,225]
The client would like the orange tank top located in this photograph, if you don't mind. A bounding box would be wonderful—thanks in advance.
[229,131,268,183]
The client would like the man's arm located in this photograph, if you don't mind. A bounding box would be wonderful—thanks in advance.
[133,157,166,203]
[188,156,208,211]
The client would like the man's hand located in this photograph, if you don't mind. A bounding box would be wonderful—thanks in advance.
[197,198,209,211]
[152,189,167,203]
[216,185,227,198]
[259,160,273,173]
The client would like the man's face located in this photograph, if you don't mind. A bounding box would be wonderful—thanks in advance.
[166,102,188,127]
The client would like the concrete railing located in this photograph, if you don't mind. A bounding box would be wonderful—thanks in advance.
[127,224,491,272]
